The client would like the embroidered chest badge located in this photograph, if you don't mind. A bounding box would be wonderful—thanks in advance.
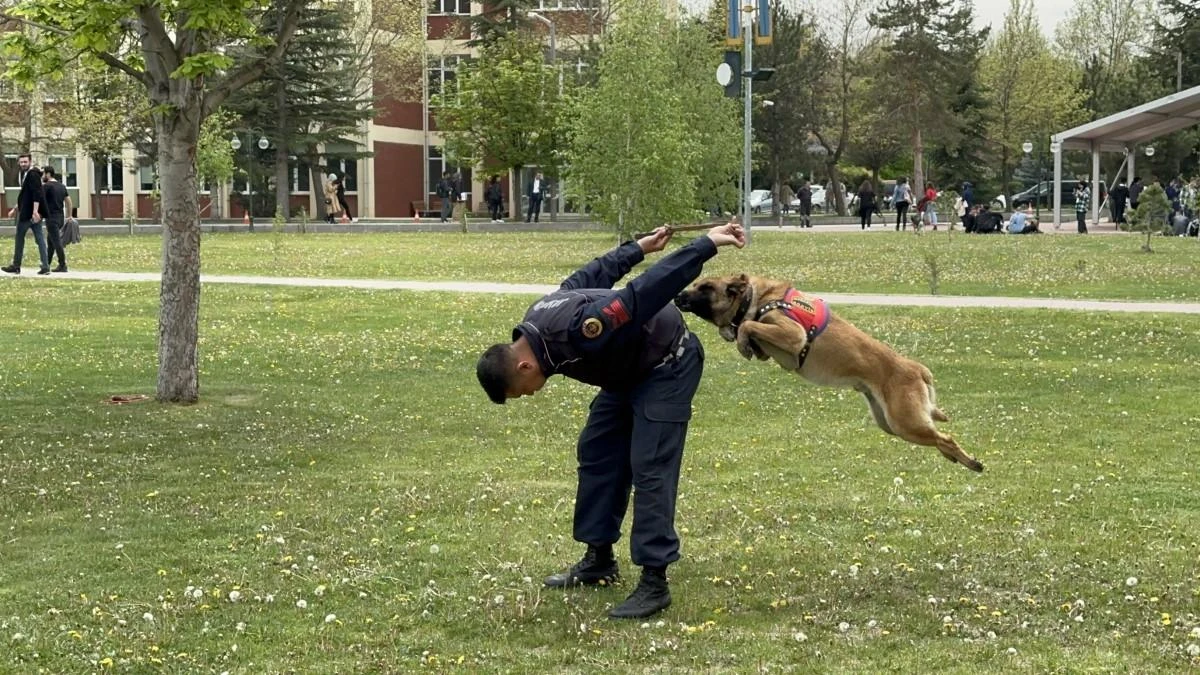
[582,317,604,338]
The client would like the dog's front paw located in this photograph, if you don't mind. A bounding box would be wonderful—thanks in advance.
[719,326,737,342]
[736,339,756,360]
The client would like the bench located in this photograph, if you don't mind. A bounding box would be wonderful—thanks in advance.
[410,199,444,219]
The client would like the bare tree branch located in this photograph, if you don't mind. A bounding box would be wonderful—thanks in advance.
[202,0,306,115]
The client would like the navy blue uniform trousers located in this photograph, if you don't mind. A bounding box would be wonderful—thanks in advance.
[572,334,703,568]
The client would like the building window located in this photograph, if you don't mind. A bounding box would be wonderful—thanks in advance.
[45,155,78,187]
[3,155,20,188]
[290,160,312,193]
[137,158,156,192]
[428,55,461,105]
[93,158,124,192]
[430,0,470,14]
[325,147,359,193]
[536,0,566,9]
[427,146,472,202]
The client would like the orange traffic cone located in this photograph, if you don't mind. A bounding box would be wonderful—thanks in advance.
[243,211,250,225]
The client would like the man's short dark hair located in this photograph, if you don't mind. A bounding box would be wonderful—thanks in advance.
[42,166,55,178]
[18,153,30,161]
[476,343,515,404]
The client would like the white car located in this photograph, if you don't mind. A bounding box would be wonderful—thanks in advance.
[749,189,773,213]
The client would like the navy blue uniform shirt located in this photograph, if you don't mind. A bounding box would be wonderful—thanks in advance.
[514,236,717,391]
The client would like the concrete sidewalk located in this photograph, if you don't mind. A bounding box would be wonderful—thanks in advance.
[10,269,1200,314]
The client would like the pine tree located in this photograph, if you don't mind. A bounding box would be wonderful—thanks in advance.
[226,1,375,219]
[869,0,989,192]
[470,0,535,46]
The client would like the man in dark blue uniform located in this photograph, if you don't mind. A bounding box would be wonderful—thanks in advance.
[476,221,746,619]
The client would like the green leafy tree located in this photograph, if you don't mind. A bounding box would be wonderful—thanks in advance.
[980,0,1088,202]
[846,42,906,195]
[1,0,307,403]
[568,2,735,235]
[870,0,989,193]
[372,0,426,103]
[752,4,826,216]
[196,109,236,217]
[435,30,564,220]
[1128,182,1172,251]
[803,0,878,216]
[674,18,741,218]
[1055,0,1161,116]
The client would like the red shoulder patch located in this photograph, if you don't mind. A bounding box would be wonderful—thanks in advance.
[601,298,631,328]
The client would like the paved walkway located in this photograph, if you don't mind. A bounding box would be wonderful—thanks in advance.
[12,270,1200,314]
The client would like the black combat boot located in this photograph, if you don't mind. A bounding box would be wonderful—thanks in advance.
[608,566,671,619]
[543,544,619,588]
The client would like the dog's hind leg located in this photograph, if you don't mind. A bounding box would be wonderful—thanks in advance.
[880,380,983,473]
[856,385,897,436]
[920,367,951,422]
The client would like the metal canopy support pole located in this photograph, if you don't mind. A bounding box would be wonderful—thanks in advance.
[741,4,754,244]
[1127,148,1135,184]
[1053,140,1063,229]
[1091,142,1101,226]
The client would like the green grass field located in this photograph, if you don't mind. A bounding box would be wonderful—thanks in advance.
[2,233,1199,672]
[65,229,1200,301]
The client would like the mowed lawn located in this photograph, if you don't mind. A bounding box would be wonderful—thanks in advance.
[1,272,1198,672]
[62,228,1200,301]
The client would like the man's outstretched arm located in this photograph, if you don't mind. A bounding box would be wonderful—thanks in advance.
[558,227,675,291]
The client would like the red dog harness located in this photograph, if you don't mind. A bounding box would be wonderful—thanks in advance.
[754,289,830,368]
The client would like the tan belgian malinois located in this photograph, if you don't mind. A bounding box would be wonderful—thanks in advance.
[674,275,983,472]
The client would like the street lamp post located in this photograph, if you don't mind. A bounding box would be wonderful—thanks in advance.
[230,131,271,231]
[1021,140,1041,222]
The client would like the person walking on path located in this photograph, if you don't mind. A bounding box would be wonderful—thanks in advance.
[3,153,51,275]
[475,221,747,619]
[322,173,342,224]
[892,177,913,231]
[41,165,71,272]
[857,180,875,229]
[486,175,504,223]
[796,180,813,228]
[334,174,354,223]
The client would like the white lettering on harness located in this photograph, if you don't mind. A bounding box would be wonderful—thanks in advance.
[533,297,570,311]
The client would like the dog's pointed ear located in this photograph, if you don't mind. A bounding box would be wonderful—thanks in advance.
[726,275,747,298]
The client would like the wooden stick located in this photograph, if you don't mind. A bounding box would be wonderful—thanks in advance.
[631,223,722,240]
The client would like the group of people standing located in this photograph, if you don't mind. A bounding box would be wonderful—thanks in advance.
[3,153,75,276]
[321,172,354,224]
[881,177,939,232]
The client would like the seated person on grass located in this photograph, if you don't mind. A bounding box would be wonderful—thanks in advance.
[1007,205,1041,234]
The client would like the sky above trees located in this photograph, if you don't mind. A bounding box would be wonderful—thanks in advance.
[679,0,1073,35]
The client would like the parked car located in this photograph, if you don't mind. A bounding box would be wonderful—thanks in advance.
[993,181,1078,210]
[749,189,773,213]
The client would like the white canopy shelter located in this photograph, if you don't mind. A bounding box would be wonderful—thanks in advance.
[1051,84,1200,228]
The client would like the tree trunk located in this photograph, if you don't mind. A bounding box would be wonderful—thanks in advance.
[912,127,925,194]
[825,162,845,216]
[1000,145,1010,209]
[156,116,202,403]
[93,165,104,220]
[276,83,290,219]
[275,147,290,220]
[512,165,523,222]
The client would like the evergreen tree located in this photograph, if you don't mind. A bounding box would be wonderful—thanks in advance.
[869,0,989,192]
[1154,0,1200,90]
[226,1,375,219]
[470,0,535,46]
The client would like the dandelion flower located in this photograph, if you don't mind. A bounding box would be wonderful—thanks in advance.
[1125,577,1138,587]
[793,631,808,642]
[142,612,154,622]
[429,544,440,554]
[1187,644,1200,657]
[324,613,337,624]
[838,622,850,632]
[893,477,903,486]
[228,590,242,603]
[296,599,308,609]
[236,622,246,633]
[314,585,327,597]
[1007,647,1018,656]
